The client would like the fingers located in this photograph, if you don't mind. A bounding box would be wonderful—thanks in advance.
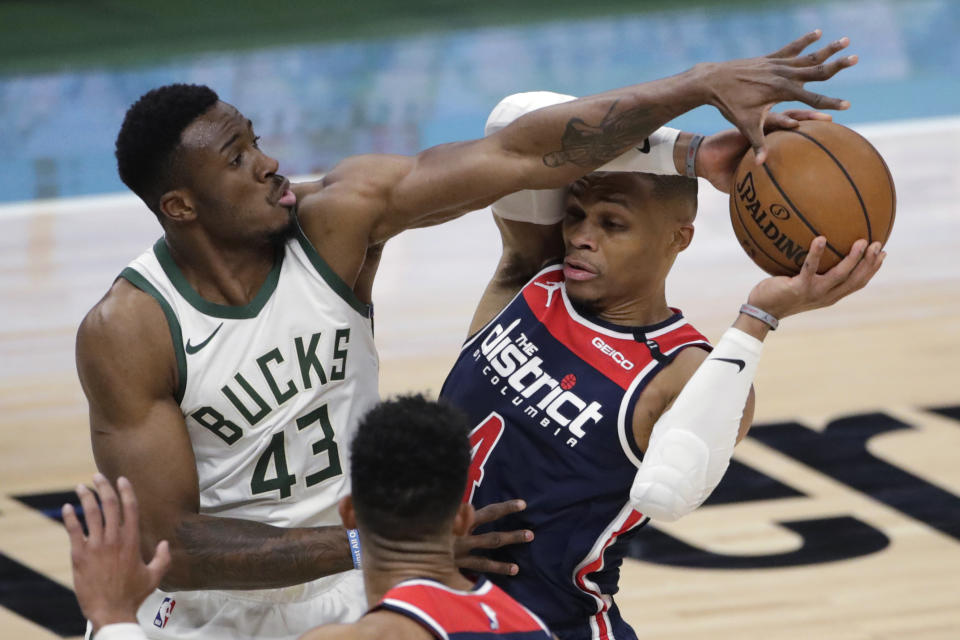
[789,54,858,82]
[763,109,835,132]
[93,474,120,545]
[117,476,140,543]
[455,554,520,576]
[146,540,172,589]
[735,115,769,165]
[75,483,102,545]
[799,236,827,280]
[768,29,822,59]
[787,36,850,66]
[471,499,526,528]
[822,241,885,303]
[764,112,800,132]
[791,87,850,112]
[464,528,534,551]
[781,109,833,122]
[62,503,86,551]
[820,238,868,287]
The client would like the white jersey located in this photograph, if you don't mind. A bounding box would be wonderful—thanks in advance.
[118,220,378,639]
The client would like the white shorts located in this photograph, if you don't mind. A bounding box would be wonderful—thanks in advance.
[128,569,366,640]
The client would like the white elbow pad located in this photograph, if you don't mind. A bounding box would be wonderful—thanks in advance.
[629,328,762,521]
[485,91,681,225]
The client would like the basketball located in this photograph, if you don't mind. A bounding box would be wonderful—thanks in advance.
[728,120,896,276]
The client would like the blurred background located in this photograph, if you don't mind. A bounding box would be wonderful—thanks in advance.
[1,0,958,638]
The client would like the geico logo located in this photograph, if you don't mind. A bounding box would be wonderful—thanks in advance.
[480,321,604,436]
[591,337,634,370]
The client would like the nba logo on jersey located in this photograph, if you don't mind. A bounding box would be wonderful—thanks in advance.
[153,597,176,628]
[480,602,499,630]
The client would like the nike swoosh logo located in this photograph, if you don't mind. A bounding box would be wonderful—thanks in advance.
[185,323,224,355]
[637,138,651,154]
[712,357,746,372]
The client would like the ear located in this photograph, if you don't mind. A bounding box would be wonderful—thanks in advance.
[451,502,475,537]
[673,223,695,253]
[158,189,197,225]
[338,495,358,530]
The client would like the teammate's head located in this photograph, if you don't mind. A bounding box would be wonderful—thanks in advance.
[346,395,472,541]
[561,172,697,314]
[116,83,293,242]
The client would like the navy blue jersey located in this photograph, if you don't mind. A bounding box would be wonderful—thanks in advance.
[440,265,710,640]
[373,576,553,640]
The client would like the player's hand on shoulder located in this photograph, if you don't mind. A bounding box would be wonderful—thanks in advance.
[454,500,534,576]
[63,474,170,633]
[747,236,885,320]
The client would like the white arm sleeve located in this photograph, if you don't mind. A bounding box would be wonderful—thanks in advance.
[94,623,149,640]
[485,91,681,225]
[629,328,762,522]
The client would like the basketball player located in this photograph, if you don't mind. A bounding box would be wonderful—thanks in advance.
[64,397,555,640]
[75,31,857,639]
[438,94,885,640]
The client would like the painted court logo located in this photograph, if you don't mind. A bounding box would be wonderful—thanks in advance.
[154,597,176,629]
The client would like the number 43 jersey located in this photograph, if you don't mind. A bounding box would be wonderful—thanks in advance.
[440,264,709,639]
[121,220,379,529]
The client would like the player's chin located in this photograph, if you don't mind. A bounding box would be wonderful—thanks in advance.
[565,284,604,316]
[265,212,296,245]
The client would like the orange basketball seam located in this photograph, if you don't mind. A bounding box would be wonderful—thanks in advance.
[760,162,845,260]
[785,129,874,244]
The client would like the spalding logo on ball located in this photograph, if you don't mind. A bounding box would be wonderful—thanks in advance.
[729,120,896,276]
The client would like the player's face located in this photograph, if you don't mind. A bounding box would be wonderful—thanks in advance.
[177,102,296,243]
[561,173,680,313]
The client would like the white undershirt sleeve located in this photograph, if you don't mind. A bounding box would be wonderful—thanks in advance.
[629,328,762,521]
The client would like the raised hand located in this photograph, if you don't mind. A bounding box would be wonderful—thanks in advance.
[747,236,885,320]
[63,474,171,633]
[698,30,857,163]
[453,499,533,576]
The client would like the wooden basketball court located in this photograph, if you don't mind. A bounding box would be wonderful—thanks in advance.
[1,119,958,638]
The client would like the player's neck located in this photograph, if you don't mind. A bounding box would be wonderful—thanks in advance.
[162,231,278,307]
[361,533,475,607]
[595,285,673,328]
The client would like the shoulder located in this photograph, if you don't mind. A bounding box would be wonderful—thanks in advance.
[77,277,177,401]
[631,344,710,451]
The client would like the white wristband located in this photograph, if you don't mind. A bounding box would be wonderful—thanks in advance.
[596,126,681,176]
[94,623,148,640]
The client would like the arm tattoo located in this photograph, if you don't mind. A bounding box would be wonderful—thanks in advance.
[542,100,658,168]
[174,517,352,589]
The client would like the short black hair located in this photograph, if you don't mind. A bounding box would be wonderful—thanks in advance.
[115,84,219,218]
[350,395,471,540]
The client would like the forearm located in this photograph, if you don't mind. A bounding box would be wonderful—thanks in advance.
[500,69,707,187]
[630,327,763,521]
[163,515,353,590]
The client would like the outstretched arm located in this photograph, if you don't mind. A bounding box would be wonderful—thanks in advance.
[299,31,855,287]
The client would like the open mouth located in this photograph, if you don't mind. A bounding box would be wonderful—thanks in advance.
[563,257,598,281]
